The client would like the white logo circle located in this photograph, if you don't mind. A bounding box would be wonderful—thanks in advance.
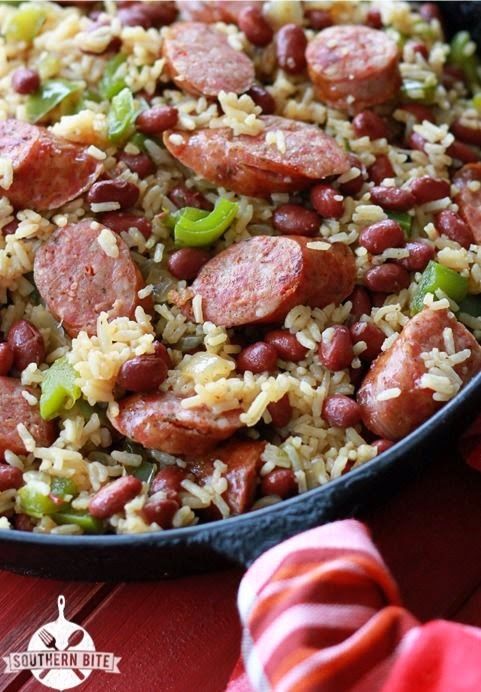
[28,596,95,690]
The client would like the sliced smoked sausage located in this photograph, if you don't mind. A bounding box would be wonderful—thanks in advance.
[109,391,243,455]
[187,440,265,515]
[357,309,481,440]
[453,163,481,243]
[163,115,350,197]
[183,235,355,327]
[0,377,57,458]
[0,119,102,211]
[306,26,401,113]
[178,1,255,23]
[162,22,255,97]
[34,220,148,338]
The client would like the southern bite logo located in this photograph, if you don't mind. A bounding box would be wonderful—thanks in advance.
[3,595,121,690]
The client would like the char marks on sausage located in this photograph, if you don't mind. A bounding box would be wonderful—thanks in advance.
[163,115,350,197]
[306,25,401,112]
[188,440,265,514]
[33,220,148,337]
[110,391,243,455]
[162,21,255,97]
[0,377,57,458]
[453,163,481,243]
[182,235,355,327]
[0,119,102,211]
[357,309,481,440]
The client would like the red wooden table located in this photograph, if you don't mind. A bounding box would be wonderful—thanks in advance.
[2,452,481,692]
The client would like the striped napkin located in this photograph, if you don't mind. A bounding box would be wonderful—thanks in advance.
[229,519,481,692]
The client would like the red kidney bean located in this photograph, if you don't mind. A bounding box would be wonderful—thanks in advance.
[237,342,278,374]
[435,210,474,249]
[167,248,210,281]
[452,119,481,147]
[352,111,389,140]
[151,466,186,498]
[365,8,382,29]
[407,131,427,152]
[7,320,45,372]
[338,155,366,196]
[442,65,466,89]
[0,464,23,491]
[359,219,405,255]
[364,263,410,293]
[261,468,297,498]
[140,1,177,26]
[116,354,168,392]
[142,496,179,528]
[310,184,344,219]
[305,9,332,30]
[349,363,366,389]
[118,151,155,178]
[87,179,139,209]
[168,184,212,211]
[13,513,35,531]
[11,68,40,95]
[275,24,307,75]
[267,394,293,428]
[89,476,142,519]
[372,439,394,454]
[273,204,320,236]
[350,321,385,361]
[400,240,435,272]
[447,140,480,164]
[2,221,18,236]
[399,103,435,122]
[99,211,152,238]
[419,2,442,22]
[246,85,276,114]
[136,106,178,135]
[318,325,353,372]
[153,340,172,368]
[369,186,415,212]
[0,342,13,376]
[368,155,395,185]
[238,5,273,47]
[371,292,387,308]
[265,329,308,362]
[408,40,429,60]
[410,176,450,204]
[323,395,362,428]
[118,4,153,28]
[348,286,372,321]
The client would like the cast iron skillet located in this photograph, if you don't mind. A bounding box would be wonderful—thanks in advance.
[1,2,481,580]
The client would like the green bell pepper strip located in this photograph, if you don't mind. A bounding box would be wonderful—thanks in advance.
[174,198,239,247]
[387,211,412,237]
[18,485,63,518]
[50,477,78,501]
[166,206,209,231]
[5,3,46,43]
[99,53,128,100]
[133,461,156,484]
[458,294,481,317]
[52,510,104,534]
[400,79,437,104]
[410,260,469,315]
[39,357,81,421]
[26,79,82,123]
[107,88,139,146]
[473,92,481,114]
[129,131,148,152]
[449,31,480,90]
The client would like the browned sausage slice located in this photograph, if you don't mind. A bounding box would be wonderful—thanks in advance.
[182,236,355,327]
[163,115,350,197]
[0,377,57,458]
[162,22,255,97]
[110,391,243,455]
[188,440,265,514]
[0,119,102,211]
[357,309,481,440]
[306,26,401,113]
[178,1,255,23]
[33,220,148,337]
[453,163,481,243]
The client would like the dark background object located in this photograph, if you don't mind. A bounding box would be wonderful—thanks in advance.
[2,1,481,580]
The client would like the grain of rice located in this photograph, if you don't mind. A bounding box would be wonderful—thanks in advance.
[97,227,119,257]
[91,201,121,213]
[376,388,401,401]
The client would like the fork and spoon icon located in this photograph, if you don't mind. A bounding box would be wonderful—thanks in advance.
[37,627,87,682]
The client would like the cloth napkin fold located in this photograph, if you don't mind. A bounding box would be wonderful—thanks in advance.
[229,519,481,692]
